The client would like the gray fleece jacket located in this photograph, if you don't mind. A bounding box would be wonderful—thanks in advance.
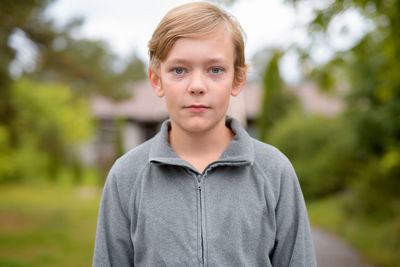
[93,117,317,267]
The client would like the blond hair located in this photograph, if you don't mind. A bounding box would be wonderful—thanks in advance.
[148,2,247,84]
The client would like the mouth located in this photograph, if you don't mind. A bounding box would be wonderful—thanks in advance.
[185,104,210,112]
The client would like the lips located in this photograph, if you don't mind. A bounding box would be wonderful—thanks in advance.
[185,104,210,112]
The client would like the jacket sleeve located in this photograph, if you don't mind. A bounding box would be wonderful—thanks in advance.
[93,164,134,267]
[270,160,317,267]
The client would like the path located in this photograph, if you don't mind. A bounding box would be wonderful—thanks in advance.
[312,227,374,267]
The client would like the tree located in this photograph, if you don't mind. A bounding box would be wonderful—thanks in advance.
[29,21,146,99]
[0,0,53,144]
[286,0,400,217]
[0,79,93,182]
[257,50,297,141]
[2,0,147,104]
[0,1,147,182]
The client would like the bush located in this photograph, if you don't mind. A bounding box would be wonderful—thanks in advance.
[0,79,94,183]
[267,111,357,199]
[348,153,400,219]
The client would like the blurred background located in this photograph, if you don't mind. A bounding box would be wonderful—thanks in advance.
[0,0,399,266]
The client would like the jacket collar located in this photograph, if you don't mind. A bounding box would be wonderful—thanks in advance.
[149,116,255,172]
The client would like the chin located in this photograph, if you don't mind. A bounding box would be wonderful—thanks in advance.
[171,113,226,135]
[183,122,211,133]
[180,118,215,133]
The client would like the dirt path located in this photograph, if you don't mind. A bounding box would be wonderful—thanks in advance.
[312,227,374,267]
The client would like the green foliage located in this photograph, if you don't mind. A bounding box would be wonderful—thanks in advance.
[0,79,93,183]
[282,0,400,215]
[0,0,52,142]
[274,0,400,265]
[119,54,147,83]
[1,1,147,184]
[0,126,15,181]
[267,111,356,198]
[31,35,146,100]
[349,153,400,219]
[12,79,92,144]
[305,1,400,218]
[258,51,297,141]
[1,1,147,100]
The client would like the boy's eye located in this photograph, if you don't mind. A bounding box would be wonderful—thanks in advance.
[210,67,223,74]
[173,68,185,74]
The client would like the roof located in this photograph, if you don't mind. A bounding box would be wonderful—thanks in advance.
[91,81,168,122]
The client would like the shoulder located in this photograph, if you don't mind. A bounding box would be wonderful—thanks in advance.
[101,137,156,213]
[109,137,154,182]
[250,137,298,198]
[251,137,292,170]
[104,137,154,196]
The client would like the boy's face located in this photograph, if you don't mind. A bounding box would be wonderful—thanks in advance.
[149,30,246,135]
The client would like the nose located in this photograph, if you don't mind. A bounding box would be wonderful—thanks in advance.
[189,86,205,96]
[188,72,206,96]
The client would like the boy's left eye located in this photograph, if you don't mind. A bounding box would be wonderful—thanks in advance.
[173,68,185,74]
[209,67,223,74]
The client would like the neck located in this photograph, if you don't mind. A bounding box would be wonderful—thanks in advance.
[169,119,234,172]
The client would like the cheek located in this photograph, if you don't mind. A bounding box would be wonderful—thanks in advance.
[164,93,176,105]
[160,79,177,98]
[213,89,232,109]
[164,89,181,110]
[216,82,233,98]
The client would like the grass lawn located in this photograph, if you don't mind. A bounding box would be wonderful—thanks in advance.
[0,184,101,267]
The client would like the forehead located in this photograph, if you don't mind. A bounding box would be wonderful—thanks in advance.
[162,31,235,65]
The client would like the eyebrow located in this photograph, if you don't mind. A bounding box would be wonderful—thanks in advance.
[165,57,230,66]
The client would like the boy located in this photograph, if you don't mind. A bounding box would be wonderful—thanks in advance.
[93,2,316,266]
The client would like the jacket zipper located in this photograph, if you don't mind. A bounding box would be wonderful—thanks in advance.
[198,179,205,266]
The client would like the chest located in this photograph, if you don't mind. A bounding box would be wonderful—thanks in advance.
[129,164,277,266]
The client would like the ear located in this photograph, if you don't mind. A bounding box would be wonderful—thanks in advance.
[148,68,164,97]
[231,69,247,97]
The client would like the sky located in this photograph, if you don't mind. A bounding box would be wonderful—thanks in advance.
[43,0,371,83]
[45,0,305,59]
